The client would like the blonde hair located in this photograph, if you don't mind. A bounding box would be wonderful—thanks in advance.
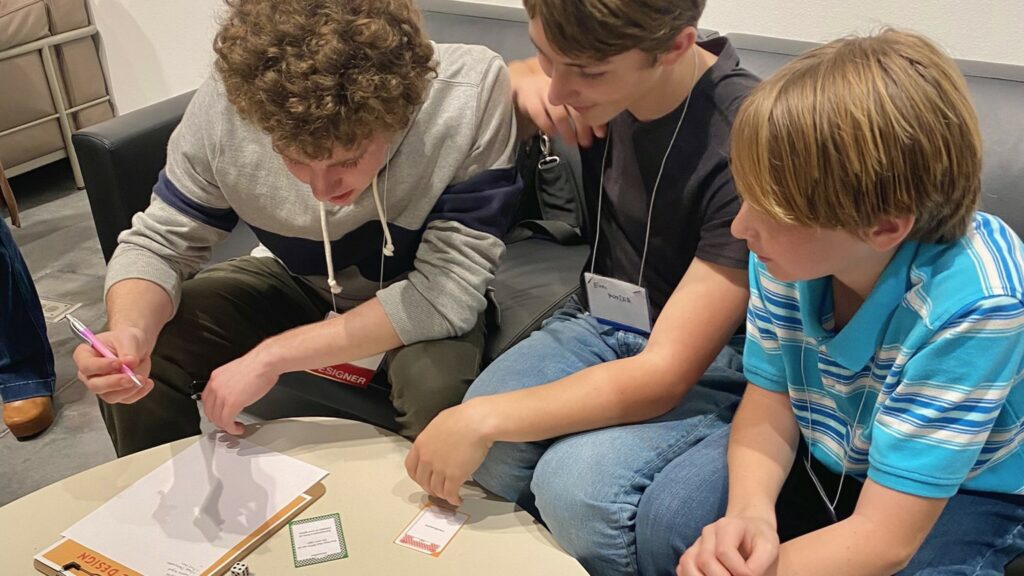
[214,0,436,160]
[731,29,982,243]
[523,0,705,62]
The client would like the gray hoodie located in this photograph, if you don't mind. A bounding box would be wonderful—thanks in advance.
[105,43,520,345]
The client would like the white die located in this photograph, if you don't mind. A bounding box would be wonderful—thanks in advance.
[229,562,249,576]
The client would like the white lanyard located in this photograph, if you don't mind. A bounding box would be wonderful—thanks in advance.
[377,153,391,293]
[799,333,872,522]
[591,48,700,286]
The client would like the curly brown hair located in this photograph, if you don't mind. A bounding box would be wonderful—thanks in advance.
[214,0,436,160]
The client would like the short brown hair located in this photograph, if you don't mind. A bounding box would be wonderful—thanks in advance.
[214,0,436,160]
[731,29,982,244]
[523,0,706,62]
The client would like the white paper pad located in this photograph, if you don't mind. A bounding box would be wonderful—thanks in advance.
[63,432,327,576]
[394,505,469,556]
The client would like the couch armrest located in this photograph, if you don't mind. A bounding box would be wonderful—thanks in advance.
[72,90,194,261]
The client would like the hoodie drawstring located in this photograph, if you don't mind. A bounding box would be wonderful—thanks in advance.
[319,152,393,312]
[319,201,342,295]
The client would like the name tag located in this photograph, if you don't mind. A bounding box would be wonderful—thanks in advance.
[306,312,385,388]
[584,272,652,334]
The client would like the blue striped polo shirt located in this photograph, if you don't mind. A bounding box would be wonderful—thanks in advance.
[744,212,1024,498]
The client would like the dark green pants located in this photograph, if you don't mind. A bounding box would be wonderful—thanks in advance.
[100,257,486,457]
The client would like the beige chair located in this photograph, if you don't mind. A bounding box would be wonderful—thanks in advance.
[0,159,18,227]
[0,0,114,194]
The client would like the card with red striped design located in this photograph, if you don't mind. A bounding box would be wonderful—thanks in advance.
[393,505,469,557]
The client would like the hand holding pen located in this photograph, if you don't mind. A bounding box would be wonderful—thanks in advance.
[69,315,155,404]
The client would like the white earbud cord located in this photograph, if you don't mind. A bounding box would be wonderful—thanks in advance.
[378,151,391,291]
[637,46,700,285]
[591,46,701,284]
[799,329,873,521]
[372,148,395,259]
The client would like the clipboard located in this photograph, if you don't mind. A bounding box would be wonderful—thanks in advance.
[33,482,326,576]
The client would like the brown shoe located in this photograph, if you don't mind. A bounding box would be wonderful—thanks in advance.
[2,396,54,440]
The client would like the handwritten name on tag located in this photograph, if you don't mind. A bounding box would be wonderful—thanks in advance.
[584,272,652,334]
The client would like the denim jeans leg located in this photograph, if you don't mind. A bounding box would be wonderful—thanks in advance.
[533,390,737,576]
[522,340,742,576]
[467,299,621,505]
[471,301,744,576]
[0,217,55,402]
[635,424,732,576]
[898,490,1024,575]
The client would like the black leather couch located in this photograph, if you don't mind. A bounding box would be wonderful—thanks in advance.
[73,12,1023,573]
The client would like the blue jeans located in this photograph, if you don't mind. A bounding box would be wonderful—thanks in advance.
[0,217,55,401]
[466,297,744,576]
[636,431,1024,575]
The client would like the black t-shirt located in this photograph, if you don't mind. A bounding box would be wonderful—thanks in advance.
[579,37,758,322]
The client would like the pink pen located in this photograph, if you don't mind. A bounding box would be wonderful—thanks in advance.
[66,314,144,388]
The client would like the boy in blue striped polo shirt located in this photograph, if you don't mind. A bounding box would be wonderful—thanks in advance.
[636,30,1024,575]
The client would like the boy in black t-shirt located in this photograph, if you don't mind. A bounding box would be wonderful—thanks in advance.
[406,2,758,574]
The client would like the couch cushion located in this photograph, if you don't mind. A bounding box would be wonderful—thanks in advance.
[0,51,56,132]
[72,100,114,130]
[0,50,63,168]
[0,0,49,52]
[43,0,88,34]
[56,36,108,107]
[484,238,589,363]
[0,119,63,168]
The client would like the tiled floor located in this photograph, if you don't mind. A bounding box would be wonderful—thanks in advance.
[1,162,269,507]
[1,162,117,506]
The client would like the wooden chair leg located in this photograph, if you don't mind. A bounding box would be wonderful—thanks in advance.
[0,159,20,228]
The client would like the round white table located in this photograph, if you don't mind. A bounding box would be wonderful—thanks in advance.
[1,417,586,575]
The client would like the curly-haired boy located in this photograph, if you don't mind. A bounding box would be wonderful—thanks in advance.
[73,0,520,456]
